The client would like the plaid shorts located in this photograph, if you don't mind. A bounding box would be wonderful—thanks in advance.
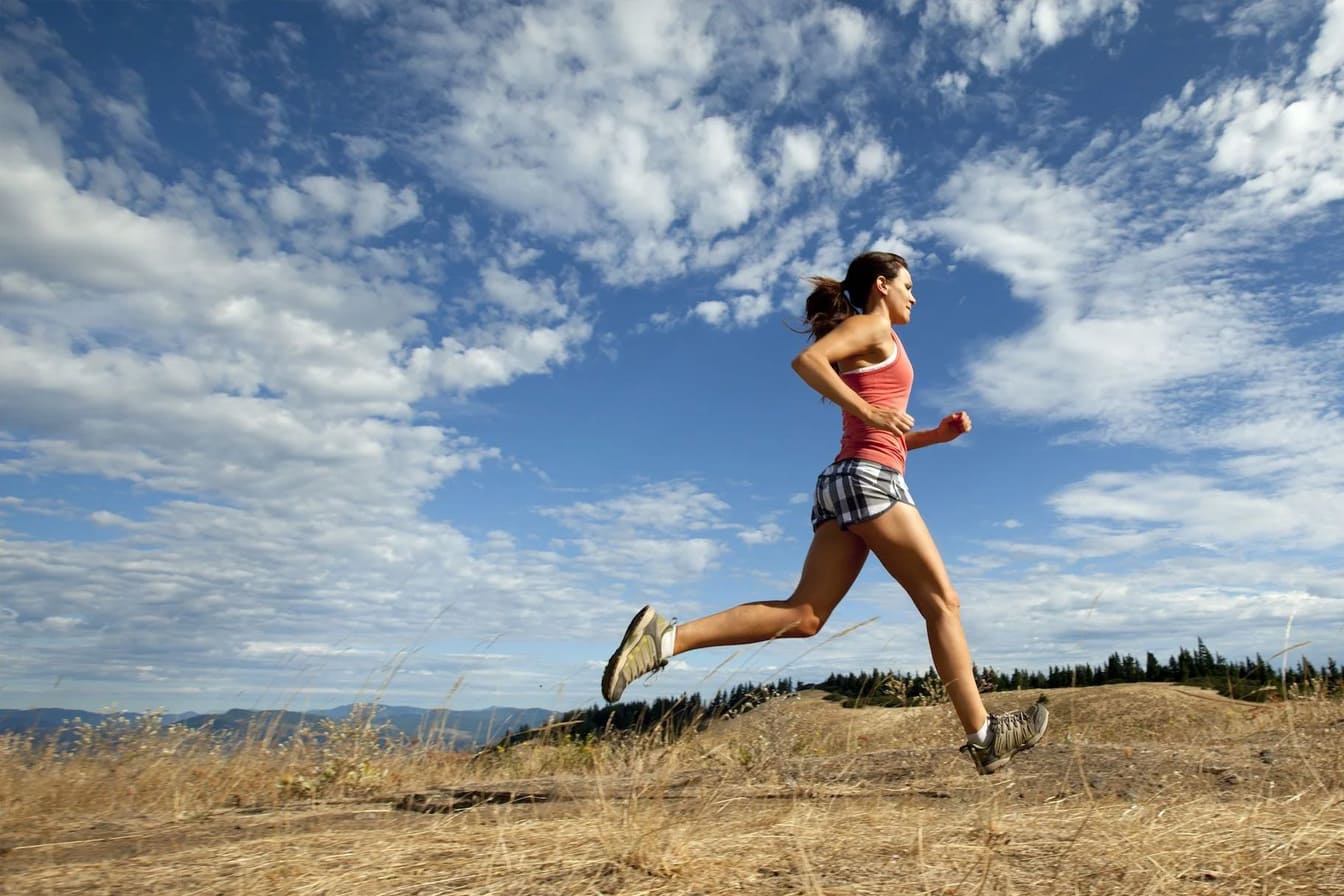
[811,458,916,531]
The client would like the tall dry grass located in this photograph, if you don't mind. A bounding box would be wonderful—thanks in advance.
[2,685,1342,895]
[0,709,470,836]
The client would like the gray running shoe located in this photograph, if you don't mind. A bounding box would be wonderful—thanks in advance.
[960,697,1049,775]
[601,606,673,703]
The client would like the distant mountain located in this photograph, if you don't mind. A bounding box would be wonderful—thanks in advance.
[173,708,312,743]
[0,707,126,730]
[0,705,559,751]
[0,707,154,749]
[314,704,558,747]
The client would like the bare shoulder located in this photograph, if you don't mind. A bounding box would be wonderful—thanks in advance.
[805,313,892,367]
[833,314,887,346]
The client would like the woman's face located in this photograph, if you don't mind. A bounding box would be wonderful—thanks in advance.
[874,268,916,325]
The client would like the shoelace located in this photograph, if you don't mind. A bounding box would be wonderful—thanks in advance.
[989,709,1038,749]
[626,636,668,683]
[959,708,1036,756]
[633,619,676,687]
[645,657,669,681]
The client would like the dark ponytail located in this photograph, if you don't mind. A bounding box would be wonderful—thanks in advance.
[799,277,850,342]
[799,251,908,341]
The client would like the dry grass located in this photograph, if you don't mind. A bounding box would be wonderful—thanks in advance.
[2,683,1342,895]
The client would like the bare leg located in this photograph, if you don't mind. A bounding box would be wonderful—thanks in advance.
[672,521,869,654]
[849,503,988,735]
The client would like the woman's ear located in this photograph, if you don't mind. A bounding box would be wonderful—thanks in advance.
[868,277,891,306]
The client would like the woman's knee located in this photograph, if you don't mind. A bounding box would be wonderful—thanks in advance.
[783,603,825,638]
[913,586,961,621]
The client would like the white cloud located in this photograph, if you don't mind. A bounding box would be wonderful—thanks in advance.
[739,522,784,545]
[918,0,1141,74]
[1309,0,1344,77]
[325,0,383,18]
[97,93,153,149]
[88,510,130,527]
[544,480,729,535]
[694,300,730,327]
[693,293,774,329]
[850,139,898,187]
[1170,82,1344,217]
[411,319,593,393]
[1188,0,1319,40]
[957,564,1342,671]
[339,134,386,163]
[825,4,869,54]
[267,174,422,239]
[934,70,971,103]
[1141,14,1344,218]
[713,207,843,294]
[708,3,877,104]
[221,71,251,102]
[541,481,733,582]
[1050,471,1325,549]
[0,494,617,707]
[686,116,761,237]
[241,641,348,658]
[383,0,887,287]
[571,536,722,583]
[957,305,1253,432]
[266,183,305,222]
[730,292,774,326]
[479,265,567,319]
[396,0,724,269]
[775,127,825,190]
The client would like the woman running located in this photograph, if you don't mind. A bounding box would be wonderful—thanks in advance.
[601,251,1047,774]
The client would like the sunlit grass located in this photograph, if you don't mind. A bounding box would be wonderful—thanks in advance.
[2,684,1341,895]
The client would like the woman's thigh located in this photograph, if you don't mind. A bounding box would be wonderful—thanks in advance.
[783,520,870,619]
[848,502,957,614]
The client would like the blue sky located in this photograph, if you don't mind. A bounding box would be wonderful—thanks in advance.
[2,0,1342,714]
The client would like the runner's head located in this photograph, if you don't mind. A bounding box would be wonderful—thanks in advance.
[801,251,908,341]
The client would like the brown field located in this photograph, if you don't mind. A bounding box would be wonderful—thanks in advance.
[2,683,1342,895]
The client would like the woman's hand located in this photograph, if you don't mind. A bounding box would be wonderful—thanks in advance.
[865,405,916,435]
[937,410,972,441]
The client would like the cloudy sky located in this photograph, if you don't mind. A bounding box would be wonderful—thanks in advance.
[2,0,1342,714]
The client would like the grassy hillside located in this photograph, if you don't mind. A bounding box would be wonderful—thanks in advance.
[2,683,1341,894]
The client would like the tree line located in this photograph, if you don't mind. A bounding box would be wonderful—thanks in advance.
[497,640,1340,747]
[494,678,798,748]
[820,638,1340,707]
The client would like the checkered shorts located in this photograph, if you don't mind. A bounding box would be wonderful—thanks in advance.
[811,458,916,531]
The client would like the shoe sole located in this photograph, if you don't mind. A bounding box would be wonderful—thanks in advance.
[976,709,1049,775]
[602,605,656,703]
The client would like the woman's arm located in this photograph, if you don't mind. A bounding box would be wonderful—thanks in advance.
[906,411,972,451]
[790,316,915,437]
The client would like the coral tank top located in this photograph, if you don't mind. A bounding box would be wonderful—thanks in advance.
[835,332,913,473]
